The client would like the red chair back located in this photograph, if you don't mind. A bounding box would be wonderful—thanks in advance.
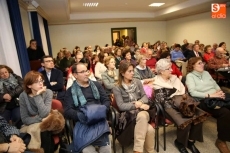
[110,94,120,112]
[52,99,63,114]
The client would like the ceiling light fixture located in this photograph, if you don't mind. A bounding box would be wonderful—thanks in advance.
[149,3,165,7]
[83,2,99,7]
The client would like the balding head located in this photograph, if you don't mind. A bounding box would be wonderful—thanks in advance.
[215,47,225,58]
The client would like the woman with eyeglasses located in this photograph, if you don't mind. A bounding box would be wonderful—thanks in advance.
[0,65,23,128]
[19,71,55,152]
[186,57,230,153]
[153,59,208,153]
[112,62,155,153]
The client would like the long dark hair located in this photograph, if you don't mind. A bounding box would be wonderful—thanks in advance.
[117,61,134,87]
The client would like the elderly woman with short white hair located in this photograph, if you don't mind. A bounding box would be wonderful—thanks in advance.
[133,54,155,84]
[152,59,209,153]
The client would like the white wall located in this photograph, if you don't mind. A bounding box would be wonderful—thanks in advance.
[166,9,230,47]
[49,21,166,56]
[19,7,31,47]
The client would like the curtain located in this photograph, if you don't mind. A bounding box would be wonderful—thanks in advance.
[43,18,53,57]
[6,0,31,77]
[0,0,22,76]
[30,12,43,48]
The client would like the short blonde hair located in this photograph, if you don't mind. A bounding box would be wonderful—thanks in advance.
[104,56,115,67]
[136,54,145,64]
[155,59,172,74]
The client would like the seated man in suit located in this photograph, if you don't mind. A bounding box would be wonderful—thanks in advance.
[63,63,111,153]
[40,55,65,100]
[187,44,202,60]
[0,115,27,153]
[207,47,230,78]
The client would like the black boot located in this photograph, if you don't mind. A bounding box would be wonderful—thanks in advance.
[174,139,189,153]
[187,140,200,153]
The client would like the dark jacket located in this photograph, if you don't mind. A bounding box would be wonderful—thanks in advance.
[27,46,45,61]
[0,74,23,112]
[64,81,110,152]
[187,50,202,60]
[41,68,65,100]
[64,81,110,122]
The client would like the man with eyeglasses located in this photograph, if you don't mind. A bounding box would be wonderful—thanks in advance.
[40,55,65,100]
[207,47,230,79]
[145,49,157,73]
[63,63,111,153]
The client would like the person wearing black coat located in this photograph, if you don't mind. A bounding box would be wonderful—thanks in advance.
[0,65,23,128]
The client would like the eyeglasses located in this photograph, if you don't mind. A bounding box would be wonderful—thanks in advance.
[127,70,134,73]
[34,80,44,84]
[197,62,205,65]
[76,70,90,74]
[165,67,172,71]
[44,60,54,63]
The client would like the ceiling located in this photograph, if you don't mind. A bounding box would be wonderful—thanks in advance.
[20,0,229,25]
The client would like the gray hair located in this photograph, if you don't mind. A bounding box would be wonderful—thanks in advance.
[155,59,172,74]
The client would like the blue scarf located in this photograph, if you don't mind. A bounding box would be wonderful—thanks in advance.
[71,80,100,107]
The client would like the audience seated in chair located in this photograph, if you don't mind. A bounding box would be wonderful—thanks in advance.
[59,51,75,77]
[63,63,111,153]
[203,45,214,63]
[133,54,155,85]
[40,55,65,100]
[120,49,137,67]
[114,48,123,69]
[186,57,230,153]
[187,44,202,61]
[171,44,187,75]
[112,62,155,153]
[0,115,27,153]
[66,59,96,90]
[207,47,230,78]
[0,65,23,128]
[101,56,118,97]
[19,71,57,153]
[94,52,107,82]
[145,49,157,73]
[159,51,183,80]
[153,59,209,153]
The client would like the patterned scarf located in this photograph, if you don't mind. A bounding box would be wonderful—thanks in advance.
[0,74,19,94]
[107,69,118,81]
[71,80,100,107]
[122,80,137,102]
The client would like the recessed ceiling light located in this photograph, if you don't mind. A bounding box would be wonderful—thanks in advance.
[83,2,99,7]
[149,3,165,7]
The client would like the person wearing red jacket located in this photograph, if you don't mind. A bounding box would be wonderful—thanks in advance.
[159,51,182,80]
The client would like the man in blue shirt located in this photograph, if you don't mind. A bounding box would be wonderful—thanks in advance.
[171,44,187,76]
[171,44,186,62]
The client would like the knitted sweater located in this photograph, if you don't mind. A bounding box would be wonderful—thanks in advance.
[186,70,220,98]
[19,89,53,125]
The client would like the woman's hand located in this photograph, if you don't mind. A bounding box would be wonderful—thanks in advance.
[210,90,225,99]
[36,86,46,95]
[134,101,143,108]
[8,141,26,153]
[42,113,51,122]
[140,104,150,110]
[3,94,11,101]
[10,135,23,143]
